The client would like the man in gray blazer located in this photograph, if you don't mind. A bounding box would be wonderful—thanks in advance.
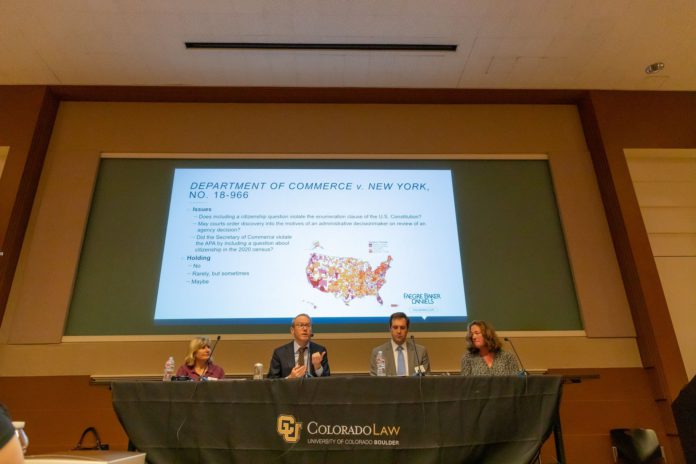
[370,312,431,376]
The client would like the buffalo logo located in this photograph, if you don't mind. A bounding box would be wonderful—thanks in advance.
[277,414,302,443]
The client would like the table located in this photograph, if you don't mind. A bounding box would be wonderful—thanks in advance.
[112,375,563,464]
[26,451,146,463]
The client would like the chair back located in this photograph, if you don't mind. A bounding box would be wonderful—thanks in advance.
[610,428,665,464]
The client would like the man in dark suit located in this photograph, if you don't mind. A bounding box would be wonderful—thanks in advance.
[268,313,330,379]
[370,312,430,376]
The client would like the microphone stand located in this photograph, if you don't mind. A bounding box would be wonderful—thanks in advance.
[306,332,315,378]
[410,335,425,377]
[202,335,221,379]
[503,337,528,376]
[410,335,427,419]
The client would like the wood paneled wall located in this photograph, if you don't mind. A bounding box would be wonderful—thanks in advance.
[578,91,695,462]
[0,86,58,323]
[626,151,696,380]
[0,376,128,455]
[542,368,677,463]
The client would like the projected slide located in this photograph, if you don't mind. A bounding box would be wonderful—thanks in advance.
[154,168,467,323]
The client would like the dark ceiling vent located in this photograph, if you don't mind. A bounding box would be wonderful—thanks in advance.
[185,42,457,52]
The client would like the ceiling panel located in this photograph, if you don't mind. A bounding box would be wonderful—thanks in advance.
[0,0,693,89]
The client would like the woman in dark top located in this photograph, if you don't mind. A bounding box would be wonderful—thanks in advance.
[176,336,225,380]
[460,320,520,376]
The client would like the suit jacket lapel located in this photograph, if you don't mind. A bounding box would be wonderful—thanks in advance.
[285,342,296,373]
[307,341,315,376]
[385,342,397,376]
[407,343,418,373]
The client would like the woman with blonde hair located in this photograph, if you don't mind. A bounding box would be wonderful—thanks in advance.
[175,336,225,380]
[460,320,520,376]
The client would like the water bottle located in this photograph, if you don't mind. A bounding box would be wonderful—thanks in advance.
[376,350,386,377]
[12,422,28,455]
[163,356,176,381]
[253,362,264,380]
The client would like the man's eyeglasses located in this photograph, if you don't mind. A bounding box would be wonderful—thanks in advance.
[294,323,311,329]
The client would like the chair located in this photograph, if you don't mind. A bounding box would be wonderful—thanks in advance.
[610,428,666,463]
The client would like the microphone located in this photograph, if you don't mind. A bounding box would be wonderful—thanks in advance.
[410,335,425,376]
[503,337,528,376]
[202,335,221,378]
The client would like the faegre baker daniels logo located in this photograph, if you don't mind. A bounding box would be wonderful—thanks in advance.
[277,414,400,446]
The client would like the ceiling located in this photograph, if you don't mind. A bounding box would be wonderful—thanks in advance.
[1,0,695,90]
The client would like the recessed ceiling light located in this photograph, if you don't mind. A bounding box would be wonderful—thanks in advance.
[645,62,665,74]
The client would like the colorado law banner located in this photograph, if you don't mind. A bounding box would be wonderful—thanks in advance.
[277,413,401,447]
[112,376,563,463]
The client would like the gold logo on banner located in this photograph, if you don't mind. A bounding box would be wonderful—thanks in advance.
[277,414,302,443]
